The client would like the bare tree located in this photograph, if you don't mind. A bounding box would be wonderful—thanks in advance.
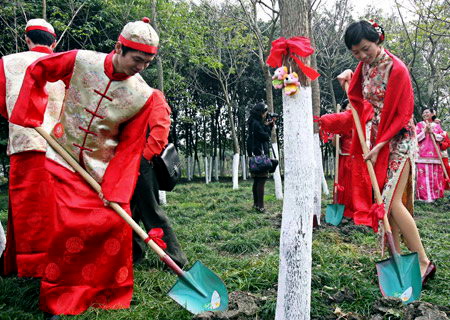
[275,0,316,318]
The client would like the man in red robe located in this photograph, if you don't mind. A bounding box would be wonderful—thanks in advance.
[0,19,65,278]
[10,18,170,318]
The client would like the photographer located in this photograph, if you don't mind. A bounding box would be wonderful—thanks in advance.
[246,102,277,212]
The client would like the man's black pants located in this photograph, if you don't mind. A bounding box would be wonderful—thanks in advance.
[131,157,187,268]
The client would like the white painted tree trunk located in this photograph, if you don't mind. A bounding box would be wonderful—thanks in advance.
[204,157,209,184]
[214,156,219,181]
[241,154,247,180]
[272,141,284,200]
[0,221,5,257]
[313,133,322,226]
[187,156,192,181]
[276,87,315,320]
[159,190,167,205]
[232,153,240,189]
[322,171,329,195]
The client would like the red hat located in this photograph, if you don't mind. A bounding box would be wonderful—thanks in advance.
[118,17,159,54]
[25,18,56,37]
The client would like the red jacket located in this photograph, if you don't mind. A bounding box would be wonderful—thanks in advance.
[346,50,414,231]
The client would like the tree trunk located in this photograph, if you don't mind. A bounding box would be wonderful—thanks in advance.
[151,0,164,91]
[276,0,315,318]
[272,140,284,200]
[204,156,209,184]
[226,100,240,189]
[42,0,47,20]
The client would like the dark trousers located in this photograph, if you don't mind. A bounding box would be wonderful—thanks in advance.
[131,158,187,268]
[252,176,267,209]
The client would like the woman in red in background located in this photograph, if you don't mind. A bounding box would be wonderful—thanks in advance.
[334,100,354,218]
[335,20,435,285]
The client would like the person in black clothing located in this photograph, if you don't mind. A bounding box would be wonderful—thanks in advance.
[247,102,275,212]
[131,157,188,268]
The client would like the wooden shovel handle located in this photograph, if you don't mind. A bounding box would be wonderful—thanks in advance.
[333,104,341,203]
[344,83,391,233]
[34,127,168,259]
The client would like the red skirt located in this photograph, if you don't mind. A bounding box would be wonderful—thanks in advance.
[337,154,354,218]
[39,159,133,315]
[2,151,55,277]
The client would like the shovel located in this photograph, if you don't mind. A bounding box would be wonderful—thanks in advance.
[345,84,421,303]
[325,103,345,226]
[35,127,228,314]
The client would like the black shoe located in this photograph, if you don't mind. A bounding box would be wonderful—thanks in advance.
[422,261,437,286]
[43,312,60,320]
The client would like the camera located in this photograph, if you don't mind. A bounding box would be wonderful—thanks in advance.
[266,112,279,122]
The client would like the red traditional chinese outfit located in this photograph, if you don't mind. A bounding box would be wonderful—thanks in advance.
[319,102,374,220]
[0,46,65,277]
[347,49,416,231]
[10,50,170,315]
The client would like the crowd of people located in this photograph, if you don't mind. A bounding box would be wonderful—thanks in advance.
[0,14,446,319]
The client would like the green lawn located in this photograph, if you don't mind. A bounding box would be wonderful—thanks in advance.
[0,179,448,319]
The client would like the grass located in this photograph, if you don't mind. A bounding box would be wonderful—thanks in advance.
[0,178,448,319]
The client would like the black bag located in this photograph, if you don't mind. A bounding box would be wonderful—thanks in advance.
[249,154,273,173]
[268,159,279,173]
[152,143,181,191]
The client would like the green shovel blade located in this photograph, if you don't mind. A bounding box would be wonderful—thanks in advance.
[168,261,229,314]
[325,204,345,226]
[376,252,422,304]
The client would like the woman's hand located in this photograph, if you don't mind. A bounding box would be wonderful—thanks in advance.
[425,123,432,133]
[363,142,387,164]
[337,69,354,89]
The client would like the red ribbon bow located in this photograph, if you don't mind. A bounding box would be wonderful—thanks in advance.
[266,36,320,81]
[144,228,167,250]
[370,203,386,233]
[334,183,344,192]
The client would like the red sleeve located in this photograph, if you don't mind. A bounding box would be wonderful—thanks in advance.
[319,110,354,135]
[9,50,76,127]
[0,59,7,119]
[101,90,170,203]
[441,132,450,151]
[142,90,171,160]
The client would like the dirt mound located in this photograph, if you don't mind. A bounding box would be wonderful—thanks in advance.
[193,291,265,320]
[369,297,449,320]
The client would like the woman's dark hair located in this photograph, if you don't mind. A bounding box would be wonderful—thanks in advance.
[248,102,267,124]
[422,107,435,114]
[26,29,55,46]
[344,21,383,49]
[121,45,155,57]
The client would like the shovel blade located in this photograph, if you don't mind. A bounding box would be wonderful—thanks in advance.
[325,204,345,226]
[376,252,422,303]
[168,261,228,314]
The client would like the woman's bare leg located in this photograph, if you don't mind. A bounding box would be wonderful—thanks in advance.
[390,161,430,275]
[388,215,402,253]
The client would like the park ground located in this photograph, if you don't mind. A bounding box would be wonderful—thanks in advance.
[0,179,448,319]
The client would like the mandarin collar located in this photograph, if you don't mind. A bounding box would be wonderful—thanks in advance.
[104,50,131,81]
[370,47,388,67]
[31,46,53,54]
